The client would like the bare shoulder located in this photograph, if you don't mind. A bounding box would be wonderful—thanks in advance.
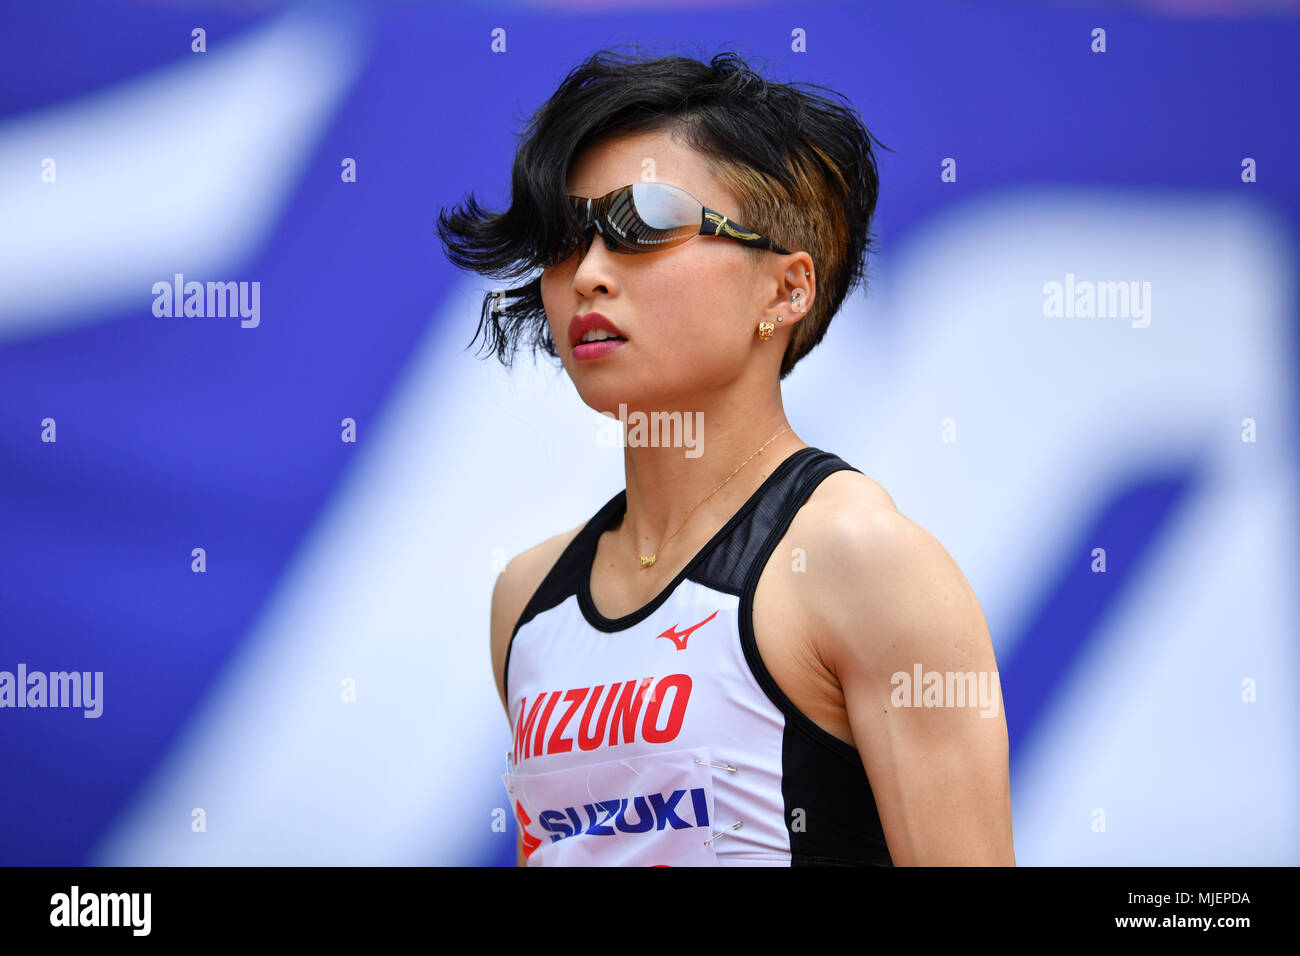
[802,467,900,515]
[489,522,586,714]
[792,467,989,670]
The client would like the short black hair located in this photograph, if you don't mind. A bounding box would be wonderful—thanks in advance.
[437,46,886,379]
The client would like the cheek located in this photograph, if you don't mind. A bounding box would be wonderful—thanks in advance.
[636,291,749,385]
[646,259,745,336]
[666,270,752,347]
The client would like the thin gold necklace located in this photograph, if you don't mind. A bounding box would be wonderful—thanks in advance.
[622,425,791,570]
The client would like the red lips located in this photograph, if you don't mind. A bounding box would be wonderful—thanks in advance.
[568,312,627,348]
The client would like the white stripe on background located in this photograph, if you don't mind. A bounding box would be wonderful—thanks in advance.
[0,7,364,342]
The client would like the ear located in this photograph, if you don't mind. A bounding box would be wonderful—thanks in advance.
[759,254,815,331]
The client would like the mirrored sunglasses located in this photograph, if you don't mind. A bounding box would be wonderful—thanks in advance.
[544,181,792,265]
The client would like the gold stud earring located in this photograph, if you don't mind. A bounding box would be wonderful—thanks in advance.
[758,321,775,341]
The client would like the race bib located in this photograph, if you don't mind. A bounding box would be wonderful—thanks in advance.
[502,747,721,867]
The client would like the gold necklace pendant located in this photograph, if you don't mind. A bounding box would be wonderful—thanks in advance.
[625,424,790,571]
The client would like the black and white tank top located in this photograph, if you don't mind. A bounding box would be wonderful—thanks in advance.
[502,446,893,866]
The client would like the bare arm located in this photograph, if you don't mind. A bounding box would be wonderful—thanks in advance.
[811,504,1015,865]
[490,524,585,867]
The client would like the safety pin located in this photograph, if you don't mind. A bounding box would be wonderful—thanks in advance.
[704,820,743,846]
[694,757,738,772]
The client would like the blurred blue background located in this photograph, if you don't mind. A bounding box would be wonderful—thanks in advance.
[1,0,1297,866]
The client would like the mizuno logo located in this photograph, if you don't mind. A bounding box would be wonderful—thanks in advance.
[512,674,693,763]
[657,609,719,651]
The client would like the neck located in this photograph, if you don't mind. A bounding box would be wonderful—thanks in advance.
[618,381,805,567]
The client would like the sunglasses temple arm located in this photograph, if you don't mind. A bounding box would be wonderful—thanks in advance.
[701,207,791,255]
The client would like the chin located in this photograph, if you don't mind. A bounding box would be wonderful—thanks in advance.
[569,371,663,418]
[571,380,639,419]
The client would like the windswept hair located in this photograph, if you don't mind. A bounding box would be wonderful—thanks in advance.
[437,47,886,380]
